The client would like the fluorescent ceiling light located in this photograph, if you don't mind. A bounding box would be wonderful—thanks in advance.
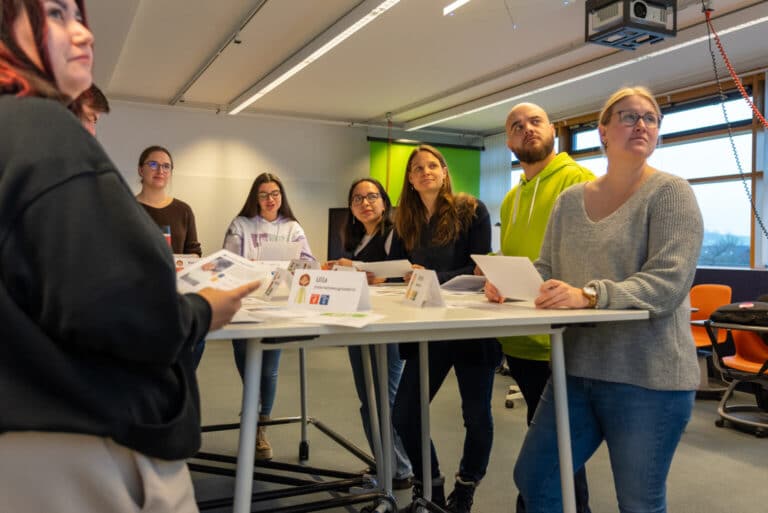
[444,0,472,16]
[228,0,400,115]
[404,13,768,131]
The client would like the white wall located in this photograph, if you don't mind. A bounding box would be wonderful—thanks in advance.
[96,102,369,261]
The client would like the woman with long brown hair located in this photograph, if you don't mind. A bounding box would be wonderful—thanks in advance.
[391,145,501,513]
[223,171,314,460]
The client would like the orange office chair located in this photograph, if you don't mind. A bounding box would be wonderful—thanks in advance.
[706,324,768,437]
[690,284,732,395]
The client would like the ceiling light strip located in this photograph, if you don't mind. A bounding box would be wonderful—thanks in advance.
[228,0,400,115]
[443,0,472,16]
[404,8,768,131]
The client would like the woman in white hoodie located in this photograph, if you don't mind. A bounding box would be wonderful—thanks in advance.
[223,172,315,459]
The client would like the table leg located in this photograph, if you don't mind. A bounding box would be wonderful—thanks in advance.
[233,338,264,513]
[418,340,431,502]
[375,344,394,496]
[362,346,386,484]
[299,348,309,459]
[550,330,576,513]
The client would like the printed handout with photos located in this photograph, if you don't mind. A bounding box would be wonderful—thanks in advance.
[176,249,274,294]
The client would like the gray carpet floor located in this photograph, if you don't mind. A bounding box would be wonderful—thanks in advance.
[192,343,767,512]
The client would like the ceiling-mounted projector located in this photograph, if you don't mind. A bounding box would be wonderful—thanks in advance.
[585,0,676,50]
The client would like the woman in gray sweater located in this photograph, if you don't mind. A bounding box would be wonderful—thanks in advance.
[511,86,703,513]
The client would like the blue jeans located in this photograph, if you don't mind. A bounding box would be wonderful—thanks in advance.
[232,339,282,416]
[514,376,694,513]
[505,356,591,513]
[392,343,496,483]
[348,344,413,480]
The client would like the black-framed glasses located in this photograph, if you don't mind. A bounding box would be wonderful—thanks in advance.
[258,190,281,201]
[143,160,172,172]
[616,110,662,128]
[351,193,380,205]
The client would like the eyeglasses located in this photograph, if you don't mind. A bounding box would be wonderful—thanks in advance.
[258,190,281,201]
[615,110,662,128]
[143,160,172,173]
[351,193,380,205]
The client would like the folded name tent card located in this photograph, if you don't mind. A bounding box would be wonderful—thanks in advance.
[287,270,370,312]
[173,254,200,273]
[356,259,412,279]
[471,254,542,302]
[403,269,445,308]
[287,258,320,273]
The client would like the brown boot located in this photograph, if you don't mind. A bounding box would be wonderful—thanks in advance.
[255,415,273,460]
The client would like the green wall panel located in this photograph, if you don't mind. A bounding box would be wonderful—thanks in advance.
[369,141,480,206]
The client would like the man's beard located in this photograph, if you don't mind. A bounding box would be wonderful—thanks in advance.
[514,135,555,164]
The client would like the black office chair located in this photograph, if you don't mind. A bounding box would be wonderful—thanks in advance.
[705,322,768,437]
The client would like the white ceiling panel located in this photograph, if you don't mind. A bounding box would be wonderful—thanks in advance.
[86,0,768,135]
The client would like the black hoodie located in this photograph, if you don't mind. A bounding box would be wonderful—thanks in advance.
[0,96,210,460]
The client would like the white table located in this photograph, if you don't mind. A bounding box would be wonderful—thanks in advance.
[208,291,648,513]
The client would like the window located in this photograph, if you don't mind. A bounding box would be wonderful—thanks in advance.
[500,82,766,268]
[569,89,762,268]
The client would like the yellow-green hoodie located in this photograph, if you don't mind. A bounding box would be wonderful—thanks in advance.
[499,152,595,360]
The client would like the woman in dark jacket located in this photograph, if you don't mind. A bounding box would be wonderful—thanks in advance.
[328,177,414,488]
[391,145,501,513]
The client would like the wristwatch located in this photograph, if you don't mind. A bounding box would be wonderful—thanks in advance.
[581,284,598,309]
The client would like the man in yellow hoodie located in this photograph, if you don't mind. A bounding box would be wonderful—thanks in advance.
[497,103,595,513]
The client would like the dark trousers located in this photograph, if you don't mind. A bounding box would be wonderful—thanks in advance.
[392,344,497,484]
[506,355,592,513]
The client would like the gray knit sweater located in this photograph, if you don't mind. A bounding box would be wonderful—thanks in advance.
[535,171,704,390]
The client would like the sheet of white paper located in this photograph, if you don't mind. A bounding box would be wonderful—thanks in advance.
[230,308,266,323]
[298,312,385,328]
[258,241,302,261]
[441,274,486,292]
[471,254,543,301]
[356,259,412,279]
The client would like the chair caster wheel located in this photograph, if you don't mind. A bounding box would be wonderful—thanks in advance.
[715,418,726,428]
[299,441,309,461]
[505,399,515,408]
[755,429,767,438]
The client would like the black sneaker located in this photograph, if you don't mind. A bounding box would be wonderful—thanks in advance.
[399,476,446,512]
[446,478,476,513]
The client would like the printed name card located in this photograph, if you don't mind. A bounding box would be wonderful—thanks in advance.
[288,270,370,312]
[261,267,292,299]
[173,254,200,273]
[403,269,445,307]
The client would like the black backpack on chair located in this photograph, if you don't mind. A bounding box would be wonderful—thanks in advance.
[709,300,768,328]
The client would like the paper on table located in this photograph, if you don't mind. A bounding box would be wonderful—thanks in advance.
[298,312,385,328]
[258,241,302,261]
[440,274,486,292]
[356,259,412,278]
[230,308,266,323]
[471,254,543,301]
